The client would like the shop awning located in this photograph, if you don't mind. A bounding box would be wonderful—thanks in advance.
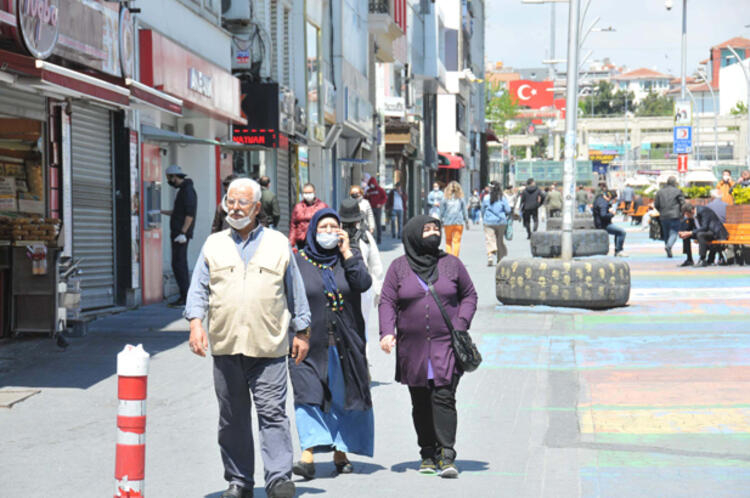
[685,170,718,184]
[0,49,130,108]
[126,79,183,116]
[438,153,465,170]
[141,125,221,146]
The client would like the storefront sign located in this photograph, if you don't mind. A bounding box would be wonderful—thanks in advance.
[232,129,277,147]
[188,67,212,98]
[119,7,134,78]
[233,81,279,147]
[140,30,242,123]
[382,96,405,117]
[17,0,60,59]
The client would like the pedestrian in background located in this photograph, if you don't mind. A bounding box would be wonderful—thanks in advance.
[363,173,387,244]
[379,216,478,478]
[290,183,328,250]
[717,169,735,205]
[734,170,750,190]
[520,178,545,239]
[576,186,589,213]
[290,208,374,479]
[212,174,237,233]
[259,176,281,228]
[439,181,470,257]
[185,178,311,498]
[468,189,481,225]
[427,182,444,219]
[594,190,627,257]
[349,185,376,234]
[545,184,563,218]
[482,182,511,266]
[654,176,685,258]
[386,182,408,239]
[679,201,729,267]
[161,164,197,307]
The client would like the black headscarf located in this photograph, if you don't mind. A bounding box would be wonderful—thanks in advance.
[402,215,445,283]
[302,208,341,298]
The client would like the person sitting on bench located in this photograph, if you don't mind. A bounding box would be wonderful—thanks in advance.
[678,202,729,267]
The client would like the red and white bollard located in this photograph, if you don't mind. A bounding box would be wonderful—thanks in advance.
[115,344,150,497]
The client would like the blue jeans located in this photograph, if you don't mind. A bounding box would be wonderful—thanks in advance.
[577,204,586,213]
[470,207,481,223]
[660,218,680,250]
[606,224,626,252]
[390,209,403,238]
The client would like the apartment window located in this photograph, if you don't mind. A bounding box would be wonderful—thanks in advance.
[270,0,279,81]
[445,29,458,72]
[456,98,466,135]
[306,21,321,127]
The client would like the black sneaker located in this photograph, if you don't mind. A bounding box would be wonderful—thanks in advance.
[268,480,295,498]
[221,484,253,498]
[292,461,315,480]
[679,259,694,267]
[666,247,673,258]
[438,460,459,479]
[419,457,437,475]
[167,297,186,308]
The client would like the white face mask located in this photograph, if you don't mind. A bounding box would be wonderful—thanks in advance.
[316,232,339,249]
[303,193,315,203]
[225,208,254,230]
[723,175,730,181]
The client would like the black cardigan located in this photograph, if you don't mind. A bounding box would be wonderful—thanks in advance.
[288,250,373,411]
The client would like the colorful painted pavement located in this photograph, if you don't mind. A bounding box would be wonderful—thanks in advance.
[485,222,750,496]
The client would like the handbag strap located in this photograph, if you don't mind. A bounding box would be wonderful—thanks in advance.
[427,282,456,332]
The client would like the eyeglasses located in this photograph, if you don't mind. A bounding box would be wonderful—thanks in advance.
[225,197,252,208]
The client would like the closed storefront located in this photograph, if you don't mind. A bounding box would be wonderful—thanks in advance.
[71,103,115,310]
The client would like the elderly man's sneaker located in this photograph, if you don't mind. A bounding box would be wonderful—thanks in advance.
[268,480,295,498]
[221,484,253,498]
[438,460,459,478]
[615,251,628,258]
[419,457,438,475]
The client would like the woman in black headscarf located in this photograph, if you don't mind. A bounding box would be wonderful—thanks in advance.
[378,215,478,478]
[289,208,374,479]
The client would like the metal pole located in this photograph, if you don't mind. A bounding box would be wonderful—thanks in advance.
[680,0,687,101]
[727,46,750,168]
[624,94,629,177]
[697,71,719,164]
[561,0,581,261]
[687,87,700,168]
[548,3,556,159]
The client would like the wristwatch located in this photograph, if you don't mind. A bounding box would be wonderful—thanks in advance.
[295,327,311,339]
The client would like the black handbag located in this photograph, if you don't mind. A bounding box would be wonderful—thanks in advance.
[427,283,482,372]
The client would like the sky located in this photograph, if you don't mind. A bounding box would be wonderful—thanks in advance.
[485,0,749,77]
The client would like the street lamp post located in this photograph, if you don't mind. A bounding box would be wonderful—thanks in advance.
[561,0,581,261]
[686,87,701,168]
[696,70,719,164]
[726,46,750,169]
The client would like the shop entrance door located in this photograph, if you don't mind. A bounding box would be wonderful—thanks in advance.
[141,143,163,304]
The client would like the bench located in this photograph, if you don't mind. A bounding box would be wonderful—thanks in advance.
[630,205,650,225]
[712,223,750,245]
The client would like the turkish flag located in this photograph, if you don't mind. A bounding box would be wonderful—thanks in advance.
[509,80,554,109]
[554,98,566,119]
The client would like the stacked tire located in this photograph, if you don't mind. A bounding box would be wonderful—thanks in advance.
[496,258,630,309]
[530,229,609,258]
[545,215,595,230]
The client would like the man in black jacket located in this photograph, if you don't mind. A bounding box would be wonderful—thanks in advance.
[654,176,685,258]
[161,164,197,307]
[593,190,627,257]
[520,178,545,239]
[679,203,729,267]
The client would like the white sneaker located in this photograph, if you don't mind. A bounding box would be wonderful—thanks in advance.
[615,251,628,257]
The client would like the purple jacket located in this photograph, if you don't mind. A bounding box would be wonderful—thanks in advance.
[378,255,478,387]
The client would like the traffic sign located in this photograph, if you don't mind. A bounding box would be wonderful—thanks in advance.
[673,126,692,154]
[677,153,688,173]
[674,99,692,125]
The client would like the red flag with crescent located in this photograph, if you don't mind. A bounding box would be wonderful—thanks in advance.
[509,80,554,109]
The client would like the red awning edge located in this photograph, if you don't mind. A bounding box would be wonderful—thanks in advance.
[126,78,183,116]
[438,152,465,170]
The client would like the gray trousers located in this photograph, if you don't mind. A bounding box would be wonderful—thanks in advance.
[213,355,292,492]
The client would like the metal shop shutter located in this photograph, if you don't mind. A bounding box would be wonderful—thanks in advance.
[71,103,115,310]
[277,147,290,235]
[0,86,46,121]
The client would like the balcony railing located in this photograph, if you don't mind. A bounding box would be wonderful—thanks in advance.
[369,0,389,14]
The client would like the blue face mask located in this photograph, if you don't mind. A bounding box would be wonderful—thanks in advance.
[316,232,339,250]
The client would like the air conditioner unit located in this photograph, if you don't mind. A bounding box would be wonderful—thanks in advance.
[223,0,251,23]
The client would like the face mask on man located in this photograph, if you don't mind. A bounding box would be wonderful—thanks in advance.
[303,193,315,203]
[723,175,731,182]
[316,232,339,250]
[225,207,255,231]
[351,193,361,200]
[167,177,178,188]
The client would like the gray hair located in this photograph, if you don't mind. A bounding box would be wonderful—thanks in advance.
[667,176,678,186]
[227,178,261,203]
[710,189,720,199]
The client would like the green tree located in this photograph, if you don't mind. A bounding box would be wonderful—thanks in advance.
[578,80,634,116]
[636,91,674,116]
[731,101,748,115]
[485,82,520,135]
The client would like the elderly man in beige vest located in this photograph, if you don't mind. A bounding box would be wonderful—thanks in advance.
[185,178,311,498]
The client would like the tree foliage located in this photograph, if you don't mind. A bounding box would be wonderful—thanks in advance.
[636,91,674,117]
[485,82,520,135]
[731,101,748,116]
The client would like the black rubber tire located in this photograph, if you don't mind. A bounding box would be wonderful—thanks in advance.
[545,216,595,230]
[496,257,630,309]
[530,229,609,258]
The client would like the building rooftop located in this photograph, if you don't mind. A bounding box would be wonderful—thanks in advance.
[711,36,750,50]
[612,68,672,81]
